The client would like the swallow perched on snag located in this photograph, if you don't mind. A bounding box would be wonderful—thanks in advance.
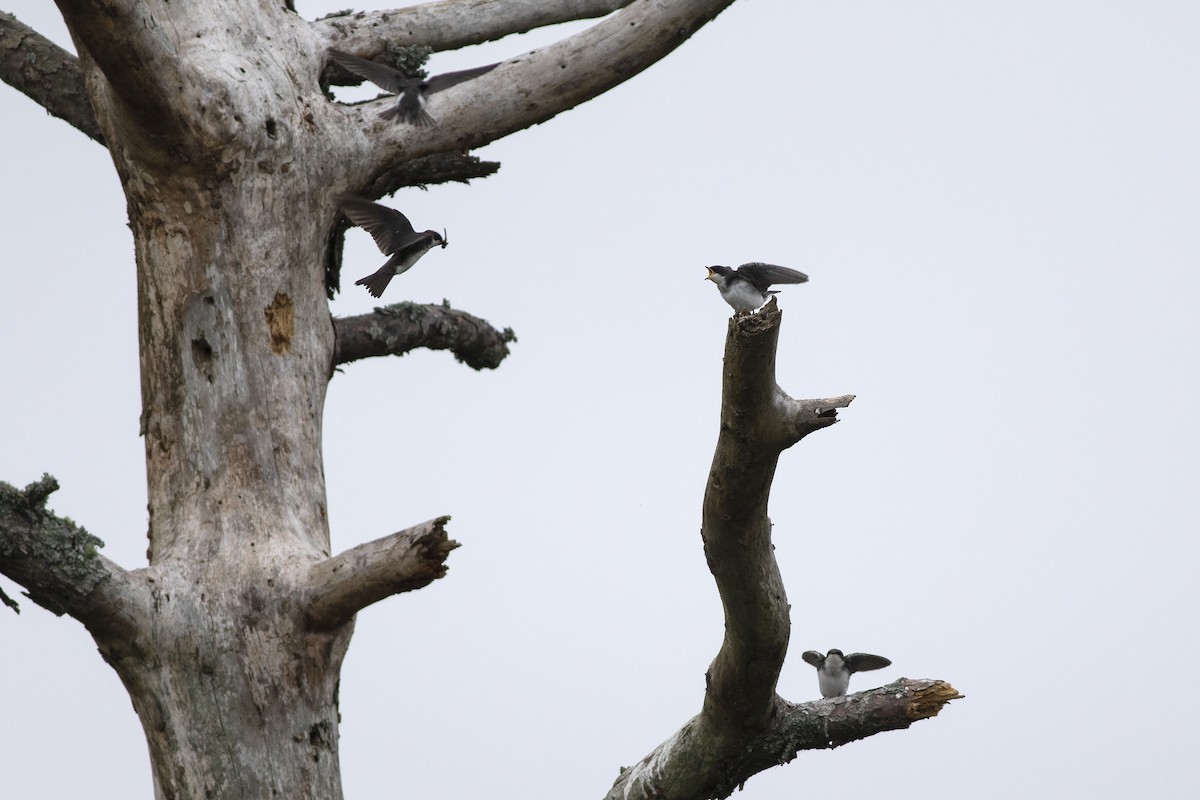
[705,262,809,313]
[328,48,498,127]
[801,649,892,698]
[337,195,446,298]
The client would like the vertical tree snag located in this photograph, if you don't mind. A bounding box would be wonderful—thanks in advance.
[603,301,958,800]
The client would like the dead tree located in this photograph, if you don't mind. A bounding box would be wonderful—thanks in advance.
[603,301,960,798]
[0,2,957,798]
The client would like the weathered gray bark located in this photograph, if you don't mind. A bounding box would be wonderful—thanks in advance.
[0,11,104,143]
[333,301,516,371]
[0,475,141,637]
[316,0,637,52]
[306,517,458,631]
[1,1,743,798]
[603,302,959,800]
[0,11,500,188]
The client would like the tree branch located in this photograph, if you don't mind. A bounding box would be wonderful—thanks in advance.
[52,0,192,143]
[332,301,516,371]
[606,680,963,800]
[600,302,954,798]
[717,300,854,452]
[315,0,636,53]
[0,11,104,144]
[306,516,459,631]
[329,0,739,187]
[0,474,143,642]
[770,680,964,754]
[701,299,851,731]
[367,152,501,194]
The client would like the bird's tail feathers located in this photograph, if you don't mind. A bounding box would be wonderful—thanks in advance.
[381,106,436,127]
[355,270,391,298]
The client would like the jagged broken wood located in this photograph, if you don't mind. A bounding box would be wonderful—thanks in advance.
[0,471,461,798]
[603,300,957,800]
[306,517,458,631]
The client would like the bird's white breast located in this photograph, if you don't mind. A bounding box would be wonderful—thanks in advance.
[818,652,851,697]
[817,668,851,698]
[719,280,766,312]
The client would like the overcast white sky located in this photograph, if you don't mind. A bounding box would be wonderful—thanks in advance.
[3,2,1198,798]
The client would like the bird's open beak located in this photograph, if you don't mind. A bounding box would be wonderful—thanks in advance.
[705,267,715,281]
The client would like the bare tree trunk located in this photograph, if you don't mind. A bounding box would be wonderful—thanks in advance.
[2,1,744,797]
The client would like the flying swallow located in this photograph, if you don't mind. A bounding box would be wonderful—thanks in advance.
[705,262,809,313]
[337,195,446,297]
[328,48,498,126]
[801,649,891,698]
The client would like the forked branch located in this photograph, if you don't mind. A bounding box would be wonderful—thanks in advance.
[0,12,499,187]
[329,0,740,186]
[602,302,956,800]
[702,300,853,732]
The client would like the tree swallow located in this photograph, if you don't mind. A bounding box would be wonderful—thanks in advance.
[705,262,809,313]
[328,49,498,127]
[337,195,447,297]
[801,649,891,698]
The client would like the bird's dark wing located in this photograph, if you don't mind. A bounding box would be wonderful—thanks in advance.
[843,653,891,673]
[423,63,499,93]
[735,262,809,292]
[801,650,825,668]
[338,196,418,255]
[328,49,410,94]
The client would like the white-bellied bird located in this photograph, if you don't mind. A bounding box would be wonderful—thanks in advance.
[337,195,447,298]
[705,262,808,312]
[801,649,892,698]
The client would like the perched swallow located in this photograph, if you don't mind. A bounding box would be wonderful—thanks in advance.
[705,263,809,313]
[337,195,447,297]
[328,48,498,126]
[801,649,891,698]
